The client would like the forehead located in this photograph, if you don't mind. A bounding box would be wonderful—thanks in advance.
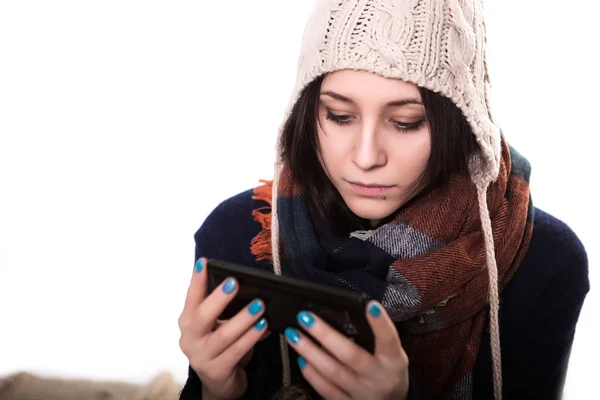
[321,70,422,104]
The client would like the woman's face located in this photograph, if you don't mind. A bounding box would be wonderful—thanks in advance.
[317,70,431,225]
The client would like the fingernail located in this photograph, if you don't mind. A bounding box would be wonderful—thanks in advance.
[248,299,263,315]
[368,303,381,318]
[285,327,300,344]
[297,356,307,370]
[222,278,236,294]
[194,259,204,273]
[254,318,267,330]
[297,311,314,328]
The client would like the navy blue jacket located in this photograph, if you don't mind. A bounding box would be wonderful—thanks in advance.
[180,189,589,400]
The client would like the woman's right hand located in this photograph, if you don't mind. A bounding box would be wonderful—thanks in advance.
[178,257,268,400]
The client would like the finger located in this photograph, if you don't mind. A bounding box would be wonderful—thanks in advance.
[216,317,268,368]
[210,319,228,333]
[284,327,358,391]
[179,258,208,328]
[239,348,253,368]
[259,330,271,341]
[296,357,351,400]
[207,298,266,355]
[193,276,239,334]
[295,311,374,374]
[365,301,405,362]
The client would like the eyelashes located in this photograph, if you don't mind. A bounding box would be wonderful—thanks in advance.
[325,110,425,133]
[391,119,425,132]
[325,111,352,125]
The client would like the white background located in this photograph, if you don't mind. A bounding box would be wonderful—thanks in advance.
[0,1,597,398]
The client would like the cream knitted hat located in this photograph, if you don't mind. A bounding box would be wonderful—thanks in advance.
[270,0,504,398]
[279,0,501,185]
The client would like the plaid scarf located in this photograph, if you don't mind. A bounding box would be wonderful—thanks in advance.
[251,139,533,399]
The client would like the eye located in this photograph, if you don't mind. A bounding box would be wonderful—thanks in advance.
[391,120,425,133]
[325,110,353,125]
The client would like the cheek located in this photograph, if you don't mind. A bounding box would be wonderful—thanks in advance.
[317,125,350,171]
[390,133,431,181]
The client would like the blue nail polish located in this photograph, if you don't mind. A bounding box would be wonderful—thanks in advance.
[254,318,267,330]
[222,278,236,294]
[297,356,307,370]
[285,327,300,344]
[195,259,203,273]
[297,311,314,328]
[248,300,263,315]
[368,303,381,318]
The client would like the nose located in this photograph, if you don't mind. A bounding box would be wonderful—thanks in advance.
[352,123,387,171]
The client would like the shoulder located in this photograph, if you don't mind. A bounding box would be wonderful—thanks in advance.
[199,188,261,224]
[500,207,589,335]
[475,209,590,400]
[526,208,588,282]
[508,207,589,300]
[194,188,269,267]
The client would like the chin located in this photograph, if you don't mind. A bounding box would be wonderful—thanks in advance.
[342,195,402,222]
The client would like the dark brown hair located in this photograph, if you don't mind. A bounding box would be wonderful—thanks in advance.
[280,74,479,234]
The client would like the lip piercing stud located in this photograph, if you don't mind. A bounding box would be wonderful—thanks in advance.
[382,196,387,200]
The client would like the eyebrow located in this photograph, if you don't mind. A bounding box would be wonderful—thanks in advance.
[320,90,423,107]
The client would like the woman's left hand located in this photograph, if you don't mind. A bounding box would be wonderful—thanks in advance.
[284,301,409,400]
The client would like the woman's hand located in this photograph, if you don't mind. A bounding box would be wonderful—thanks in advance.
[178,258,269,400]
[285,301,409,400]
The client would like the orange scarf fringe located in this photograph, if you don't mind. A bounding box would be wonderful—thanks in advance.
[250,180,274,261]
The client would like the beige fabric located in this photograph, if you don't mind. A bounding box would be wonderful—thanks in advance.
[270,1,503,399]
[0,371,181,400]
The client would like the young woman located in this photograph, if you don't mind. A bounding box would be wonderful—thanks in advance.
[178,1,589,399]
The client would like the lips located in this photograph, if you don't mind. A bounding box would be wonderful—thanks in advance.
[348,181,395,196]
[350,182,394,188]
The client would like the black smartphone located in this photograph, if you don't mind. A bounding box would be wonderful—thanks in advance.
[206,259,375,353]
